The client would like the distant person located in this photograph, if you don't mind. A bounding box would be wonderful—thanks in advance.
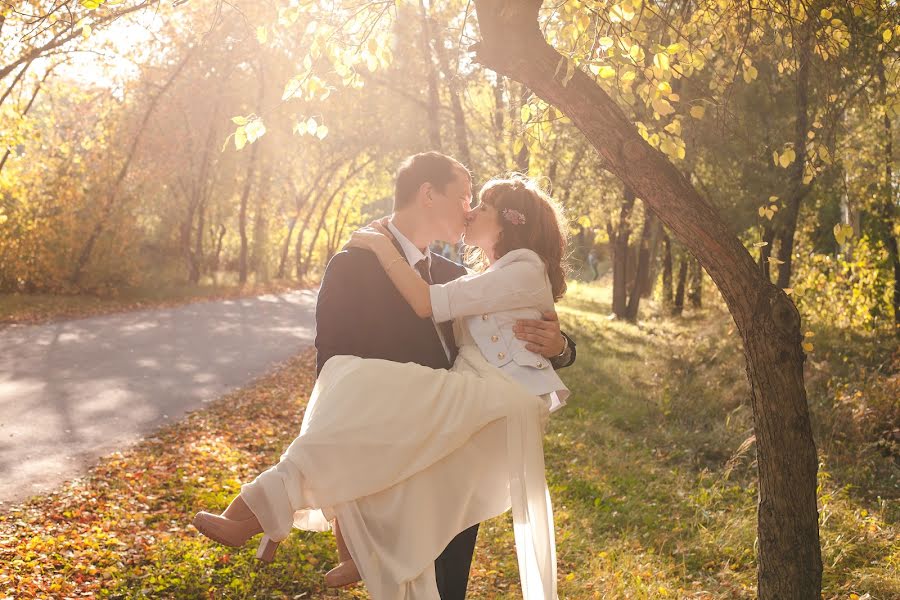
[587,248,600,281]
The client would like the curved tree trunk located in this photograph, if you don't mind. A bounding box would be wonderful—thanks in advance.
[471,2,821,597]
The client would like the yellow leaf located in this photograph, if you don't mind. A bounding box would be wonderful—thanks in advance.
[0,214,7,225]
[820,8,833,19]
[234,126,248,150]
[651,98,675,116]
[758,206,767,217]
[256,26,268,44]
[565,572,576,581]
[306,117,318,135]
[231,116,248,125]
[884,29,893,44]
[690,105,705,119]
[743,65,758,83]
[802,342,814,352]
[597,65,616,79]
[315,124,329,140]
[779,147,796,168]
[753,241,768,248]
[783,287,793,295]
[245,118,266,142]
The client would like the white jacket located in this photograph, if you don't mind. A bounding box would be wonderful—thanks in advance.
[429,248,570,410]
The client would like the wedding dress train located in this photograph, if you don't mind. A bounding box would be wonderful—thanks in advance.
[240,344,557,599]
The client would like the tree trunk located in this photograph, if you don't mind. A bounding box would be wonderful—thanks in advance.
[471,3,821,597]
[877,41,900,330]
[662,231,673,308]
[625,206,654,321]
[251,166,271,282]
[418,0,443,151]
[673,255,687,316]
[432,22,473,168]
[492,75,507,169]
[641,214,663,299]
[277,214,300,279]
[774,14,813,289]
[238,141,259,285]
[239,63,265,285]
[210,224,226,272]
[192,198,206,284]
[514,82,530,172]
[609,187,636,318]
[178,182,200,284]
[688,257,703,308]
[758,222,776,282]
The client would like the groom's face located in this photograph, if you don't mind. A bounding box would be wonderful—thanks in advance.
[428,168,472,244]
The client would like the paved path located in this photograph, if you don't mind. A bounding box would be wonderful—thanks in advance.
[0,289,318,507]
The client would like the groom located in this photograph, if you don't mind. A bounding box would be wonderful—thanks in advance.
[315,151,576,598]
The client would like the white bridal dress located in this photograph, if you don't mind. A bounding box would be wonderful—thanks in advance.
[241,253,561,599]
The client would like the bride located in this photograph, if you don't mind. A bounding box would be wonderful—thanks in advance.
[192,174,570,600]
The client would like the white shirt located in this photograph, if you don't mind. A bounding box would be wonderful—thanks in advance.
[429,248,570,410]
[386,220,453,361]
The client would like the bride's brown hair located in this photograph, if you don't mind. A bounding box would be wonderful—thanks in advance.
[470,174,569,301]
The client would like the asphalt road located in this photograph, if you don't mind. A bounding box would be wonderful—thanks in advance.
[0,289,318,507]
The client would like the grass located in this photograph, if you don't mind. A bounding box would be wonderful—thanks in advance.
[0,281,896,599]
[0,274,306,325]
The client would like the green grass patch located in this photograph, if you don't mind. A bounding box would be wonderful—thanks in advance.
[1,281,896,599]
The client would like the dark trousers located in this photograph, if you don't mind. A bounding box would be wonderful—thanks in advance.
[434,523,479,600]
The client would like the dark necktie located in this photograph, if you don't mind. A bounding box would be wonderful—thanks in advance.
[415,258,458,364]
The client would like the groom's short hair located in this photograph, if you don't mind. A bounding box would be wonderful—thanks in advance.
[394,152,470,211]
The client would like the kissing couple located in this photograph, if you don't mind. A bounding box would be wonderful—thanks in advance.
[193,152,578,599]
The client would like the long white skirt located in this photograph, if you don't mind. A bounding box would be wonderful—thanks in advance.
[240,345,557,600]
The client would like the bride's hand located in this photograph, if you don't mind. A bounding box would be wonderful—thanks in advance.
[344,225,393,253]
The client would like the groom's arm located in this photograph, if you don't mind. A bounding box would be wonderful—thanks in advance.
[315,250,370,375]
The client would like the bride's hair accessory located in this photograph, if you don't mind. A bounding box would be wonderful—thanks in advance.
[502,208,527,225]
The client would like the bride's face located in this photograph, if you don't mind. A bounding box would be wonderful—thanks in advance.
[463,201,503,255]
